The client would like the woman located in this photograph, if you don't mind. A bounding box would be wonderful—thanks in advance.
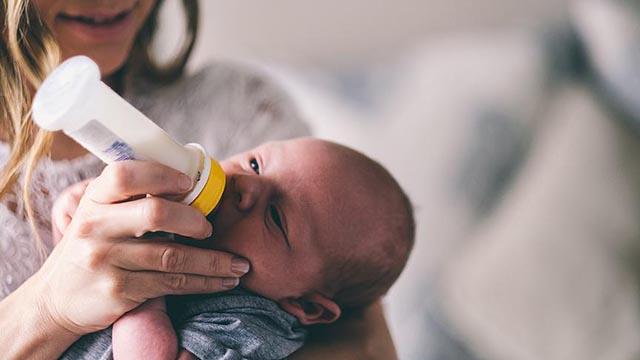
[0,0,396,358]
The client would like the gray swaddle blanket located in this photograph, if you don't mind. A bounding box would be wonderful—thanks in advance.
[60,289,306,360]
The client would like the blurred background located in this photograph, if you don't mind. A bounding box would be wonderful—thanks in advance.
[161,1,640,359]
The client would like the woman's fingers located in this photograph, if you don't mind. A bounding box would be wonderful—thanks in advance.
[79,196,212,239]
[51,179,93,242]
[109,240,250,277]
[123,271,240,300]
[85,160,193,204]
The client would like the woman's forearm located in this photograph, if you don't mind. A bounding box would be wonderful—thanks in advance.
[0,273,80,359]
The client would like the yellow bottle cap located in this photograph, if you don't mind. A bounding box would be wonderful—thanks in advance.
[191,158,226,216]
[182,143,226,216]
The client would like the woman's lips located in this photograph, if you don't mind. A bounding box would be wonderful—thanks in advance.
[55,6,136,42]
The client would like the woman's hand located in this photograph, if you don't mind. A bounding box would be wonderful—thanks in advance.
[35,160,249,336]
[51,178,92,244]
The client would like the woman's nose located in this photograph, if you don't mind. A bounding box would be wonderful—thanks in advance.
[233,174,264,212]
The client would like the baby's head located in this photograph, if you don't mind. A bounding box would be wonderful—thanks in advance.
[211,137,414,325]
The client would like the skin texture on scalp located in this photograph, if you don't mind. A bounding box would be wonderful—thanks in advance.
[310,141,415,311]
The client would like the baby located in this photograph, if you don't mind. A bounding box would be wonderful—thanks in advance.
[55,137,415,360]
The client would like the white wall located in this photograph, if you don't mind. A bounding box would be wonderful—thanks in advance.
[183,0,566,69]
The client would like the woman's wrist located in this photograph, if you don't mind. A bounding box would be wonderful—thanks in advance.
[0,272,80,359]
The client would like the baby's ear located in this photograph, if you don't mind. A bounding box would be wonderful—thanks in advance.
[279,292,341,325]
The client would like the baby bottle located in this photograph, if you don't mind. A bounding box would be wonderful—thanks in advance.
[31,56,225,218]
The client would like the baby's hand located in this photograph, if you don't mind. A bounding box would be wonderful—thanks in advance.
[51,179,93,245]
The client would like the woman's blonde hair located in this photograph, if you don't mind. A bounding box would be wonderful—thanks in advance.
[0,0,199,261]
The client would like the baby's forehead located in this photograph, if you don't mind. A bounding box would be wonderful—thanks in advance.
[253,138,314,154]
[249,140,339,174]
[262,139,386,201]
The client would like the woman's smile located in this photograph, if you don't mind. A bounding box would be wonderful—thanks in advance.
[55,2,138,43]
[33,0,156,75]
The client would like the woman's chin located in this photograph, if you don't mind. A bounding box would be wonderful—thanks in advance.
[61,48,130,79]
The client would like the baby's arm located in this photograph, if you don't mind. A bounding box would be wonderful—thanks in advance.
[112,297,178,360]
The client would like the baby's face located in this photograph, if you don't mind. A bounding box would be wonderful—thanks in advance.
[210,138,341,302]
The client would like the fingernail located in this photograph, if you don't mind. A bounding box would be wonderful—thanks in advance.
[223,277,239,289]
[231,257,250,275]
[206,223,213,237]
[179,174,193,191]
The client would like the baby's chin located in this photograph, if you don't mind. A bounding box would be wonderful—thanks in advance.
[237,273,260,293]
[235,272,286,304]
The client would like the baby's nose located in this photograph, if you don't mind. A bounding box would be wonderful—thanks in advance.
[233,174,263,212]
